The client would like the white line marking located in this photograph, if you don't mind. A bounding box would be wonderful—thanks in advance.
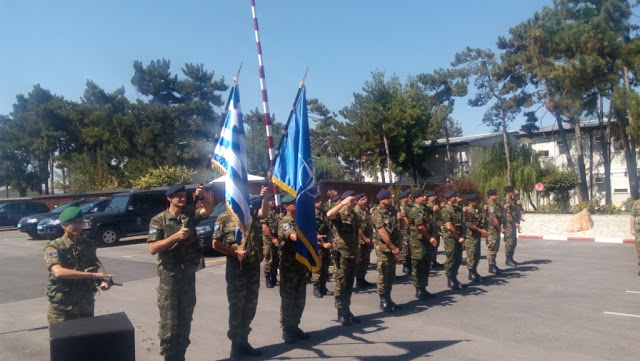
[603,311,640,318]
[205,258,225,264]
[625,291,640,294]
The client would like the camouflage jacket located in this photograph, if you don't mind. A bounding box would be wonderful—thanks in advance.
[44,235,100,304]
[371,204,402,252]
[315,208,331,243]
[407,202,432,241]
[277,215,298,261]
[466,205,484,237]
[147,208,205,276]
[354,205,372,241]
[486,200,503,233]
[213,211,263,264]
[330,207,360,258]
[261,209,280,244]
[441,203,463,240]
[504,196,517,224]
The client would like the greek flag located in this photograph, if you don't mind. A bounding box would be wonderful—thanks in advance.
[272,86,319,271]
[211,83,250,245]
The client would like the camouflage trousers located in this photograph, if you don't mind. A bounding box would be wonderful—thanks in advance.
[279,258,307,331]
[486,230,501,265]
[263,240,280,277]
[311,247,331,285]
[333,256,355,310]
[401,234,411,262]
[225,257,260,340]
[157,271,196,357]
[410,241,433,289]
[431,232,441,262]
[635,233,640,266]
[465,233,481,269]
[443,236,463,277]
[504,221,517,257]
[376,251,397,295]
[47,298,94,325]
[355,242,371,279]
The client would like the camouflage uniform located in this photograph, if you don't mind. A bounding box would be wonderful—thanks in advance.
[441,203,463,277]
[427,200,442,264]
[213,211,263,342]
[262,209,280,283]
[371,205,402,294]
[400,201,412,265]
[465,205,484,270]
[278,215,307,332]
[632,200,640,267]
[503,196,518,258]
[330,207,360,314]
[407,203,433,289]
[486,200,503,265]
[354,206,372,281]
[311,208,331,287]
[148,207,206,359]
[44,235,101,324]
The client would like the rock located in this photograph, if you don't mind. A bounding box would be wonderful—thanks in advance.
[565,209,594,232]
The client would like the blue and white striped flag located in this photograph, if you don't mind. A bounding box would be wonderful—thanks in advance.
[211,83,250,245]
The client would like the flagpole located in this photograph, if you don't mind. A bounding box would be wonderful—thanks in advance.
[249,0,281,205]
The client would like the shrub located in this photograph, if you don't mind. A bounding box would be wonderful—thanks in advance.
[131,165,196,189]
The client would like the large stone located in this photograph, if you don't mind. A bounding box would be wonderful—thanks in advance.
[565,209,594,232]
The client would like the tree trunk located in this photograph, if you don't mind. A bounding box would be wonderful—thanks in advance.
[550,109,583,202]
[501,108,512,186]
[526,191,537,212]
[382,130,393,184]
[600,95,612,204]
[49,157,55,195]
[379,159,386,183]
[623,68,640,200]
[572,118,589,201]
[443,121,453,179]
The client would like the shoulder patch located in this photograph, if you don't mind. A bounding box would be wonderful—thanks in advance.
[149,228,158,234]
[490,209,495,213]
[48,252,58,257]
[283,223,291,230]
[214,224,220,231]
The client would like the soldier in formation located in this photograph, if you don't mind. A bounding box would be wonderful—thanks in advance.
[426,191,444,269]
[398,189,413,274]
[312,194,333,298]
[441,190,465,290]
[406,189,438,300]
[261,194,280,288]
[485,189,504,275]
[464,194,487,282]
[354,193,374,289]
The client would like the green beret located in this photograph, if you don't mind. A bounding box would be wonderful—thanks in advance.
[59,206,83,223]
[281,194,296,204]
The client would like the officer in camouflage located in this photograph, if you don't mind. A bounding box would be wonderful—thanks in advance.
[407,189,438,300]
[441,190,465,290]
[327,190,361,326]
[212,186,269,361]
[426,191,444,269]
[354,193,374,289]
[485,189,504,275]
[398,189,412,274]
[503,186,519,267]
[261,194,280,288]
[312,194,333,298]
[277,194,311,344]
[464,194,487,282]
[631,199,640,276]
[44,206,114,325]
[372,188,405,312]
[148,184,213,361]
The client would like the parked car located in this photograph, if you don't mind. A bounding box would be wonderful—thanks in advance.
[17,200,88,239]
[196,195,263,254]
[0,201,50,227]
[82,190,168,246]
[37,199,110,239]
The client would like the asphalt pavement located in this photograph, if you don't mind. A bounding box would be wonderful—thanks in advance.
[0,230,638,361]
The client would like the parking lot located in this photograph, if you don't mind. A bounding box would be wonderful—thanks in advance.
[0,229,638,361]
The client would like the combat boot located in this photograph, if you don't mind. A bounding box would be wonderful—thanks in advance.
[294,327,310,340]
[386,292,403,311]
[379,294,391,312]
[229,339,241,361]
[447,275,460,290]
[402,262,411,274]
[356,277,374,289]
[270,273,278,287]
[239,335,261,356]
[313,284,323,298]
[505,255,519,267]
[468,268,484,282]
[282,330,297,344]
[488,264,502,275]
[337,308,351,326]
[265,275,274,288]
[415,287,430,301]
[432,260,444,269]
[321,283,334,296]
[348,311,361,323]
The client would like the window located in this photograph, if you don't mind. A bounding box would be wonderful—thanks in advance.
[613,188,628,194]
[594,176,604,184]
[538,150,550,157]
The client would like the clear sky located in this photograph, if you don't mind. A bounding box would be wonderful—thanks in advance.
[0,0,555,136]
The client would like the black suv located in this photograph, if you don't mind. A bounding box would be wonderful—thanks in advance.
[82,190,168,246]
[17,200,87,238]
[0,201,50,227]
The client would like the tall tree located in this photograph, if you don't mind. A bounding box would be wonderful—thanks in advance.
[243,108,281,176]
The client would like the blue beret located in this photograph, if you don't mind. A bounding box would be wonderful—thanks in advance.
[376,189,391,200]
[487,189,497,196]
[412,189,425,198]
[504,185,514,192]
[466,193,478,201]
[426,191,436,197]
[59,206,83,223]
[455,192,462,198]
[398,189,412,199]
[444,190,456,199]
[166,184,186,196]
[281,194,296,204]
[354,193,366,201]
[331,195,341,202]
[341,190,355,199]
